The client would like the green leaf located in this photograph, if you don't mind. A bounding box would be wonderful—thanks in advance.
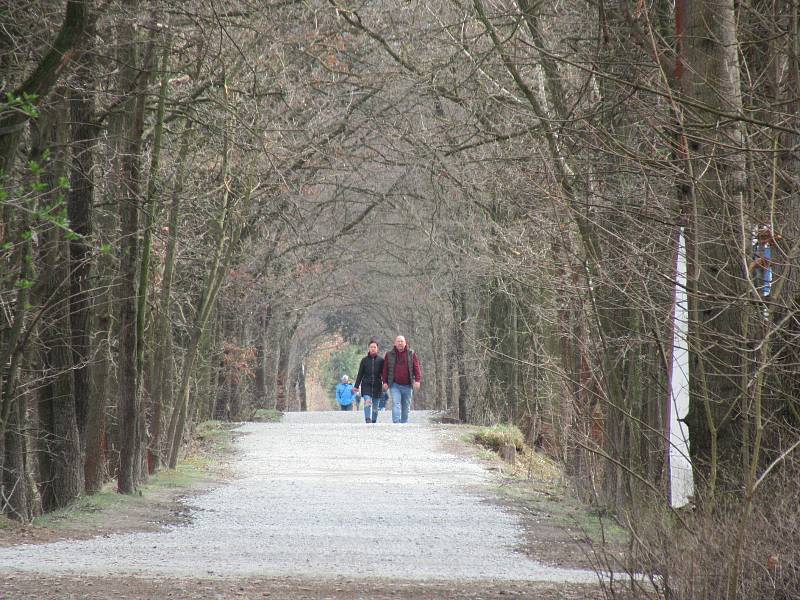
[15,278,33,289]
[22,104,39,118]
[27,160,42,176]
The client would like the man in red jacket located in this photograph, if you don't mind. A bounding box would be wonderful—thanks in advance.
[381,335,422,423]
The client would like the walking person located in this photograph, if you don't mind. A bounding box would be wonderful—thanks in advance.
[381,335,422,424]
[336,375,355,411]
[353,339,385,423]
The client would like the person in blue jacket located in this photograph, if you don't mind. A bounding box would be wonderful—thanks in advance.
[336,375,355,411]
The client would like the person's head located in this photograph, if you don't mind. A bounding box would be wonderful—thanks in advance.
[341,374,349,383]
[394,335,407,351]
[368,338,379,356]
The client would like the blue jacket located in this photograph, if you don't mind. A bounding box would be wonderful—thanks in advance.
[336,382,354,406]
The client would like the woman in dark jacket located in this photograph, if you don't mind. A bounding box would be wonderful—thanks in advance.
[353,339,385,423]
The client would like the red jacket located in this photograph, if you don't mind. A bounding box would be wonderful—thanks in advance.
[382,347,422,385]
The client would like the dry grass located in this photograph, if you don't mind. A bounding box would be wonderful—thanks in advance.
[595,475,800,599]
[473,424,526,452]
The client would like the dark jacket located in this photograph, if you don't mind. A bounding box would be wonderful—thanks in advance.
[354,353,384,399]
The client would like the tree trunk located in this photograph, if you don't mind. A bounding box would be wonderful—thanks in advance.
[68,29,96,452]
[267,339,279,410]
[0,173,35,518]
[454,291,469,422]
[438,321,448,411]
[35,103,84,510]
[2,388,32,521]
[484,278,519,422]
[85,215,114,495]
[253,306,272,408]
[214,350,228,420]
[445,320,456,412]
[680,0,749,498]
[116,2,155,493]
[138,28,170,473]
[148,121,188,471]
[427,311,442,410]
[298,360,308,412]
[84,122,120,493]
[275,337,291,413]
[764,0,800,453]
[274,315,300,413]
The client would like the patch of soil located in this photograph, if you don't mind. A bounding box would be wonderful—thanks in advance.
[0,489,196,548]
[435,425,626,573]
[0,428,237,549]
[0,575,608,600]
[492,477,627,572]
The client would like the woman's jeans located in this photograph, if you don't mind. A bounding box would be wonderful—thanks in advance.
[390,384,413,423]
[339,403,351,411]
[362,395,379,423]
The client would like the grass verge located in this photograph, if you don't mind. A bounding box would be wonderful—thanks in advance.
[468,424,627,550]
[7,421,236,535]
[472,424,526,452]
[249,408,283,422]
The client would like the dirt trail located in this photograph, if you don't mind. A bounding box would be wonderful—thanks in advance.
[0,411,606,598]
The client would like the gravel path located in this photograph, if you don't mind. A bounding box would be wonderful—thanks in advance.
[0,411,599,584]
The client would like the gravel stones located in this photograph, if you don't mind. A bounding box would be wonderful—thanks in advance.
[0,411,598,584]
